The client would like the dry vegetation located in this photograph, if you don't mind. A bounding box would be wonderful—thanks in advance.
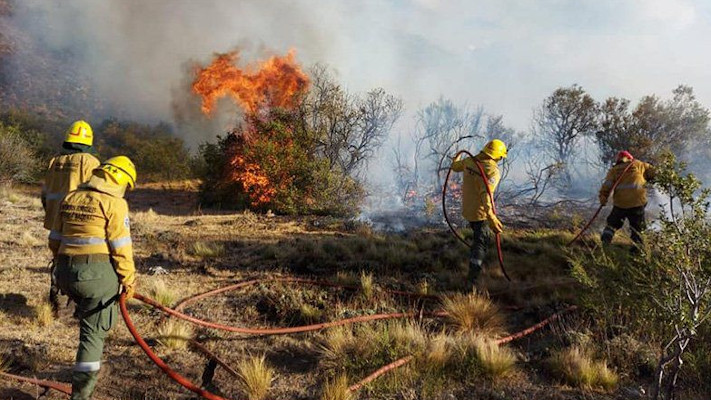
[0,182,706,399]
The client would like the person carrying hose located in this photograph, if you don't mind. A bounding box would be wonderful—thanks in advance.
[54,156,137,399]
[451,139,507,286]
[42,120,101,315]
[598,150,655,249]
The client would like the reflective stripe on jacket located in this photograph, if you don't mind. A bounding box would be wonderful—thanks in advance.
[58,175,135,287]
[42,152,100,231]
[451,153,501,222]
[599,159,655,209]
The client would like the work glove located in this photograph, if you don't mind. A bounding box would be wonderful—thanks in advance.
[488,214,504,234]
[122,282,136,300]
[599,194,608,206]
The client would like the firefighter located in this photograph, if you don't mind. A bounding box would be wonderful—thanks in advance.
[42,120,100,314]
[54,156,137,399]
[598,150,655,248]
[451,139,506,286]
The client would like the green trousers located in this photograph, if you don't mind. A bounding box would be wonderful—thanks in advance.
[55,254,119,400]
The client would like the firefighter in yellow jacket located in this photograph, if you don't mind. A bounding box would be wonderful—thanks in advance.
[43,121,100,313]
[599,150,655,247]
[451,139,506,285]
[54,156,137,399]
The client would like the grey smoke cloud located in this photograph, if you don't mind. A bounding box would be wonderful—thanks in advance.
[6,0,711,151]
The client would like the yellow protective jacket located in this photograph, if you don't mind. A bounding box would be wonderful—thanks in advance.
[451,153,501,222]
[58,175,136,287]
[599,159,655,209]
[42,152,100,251]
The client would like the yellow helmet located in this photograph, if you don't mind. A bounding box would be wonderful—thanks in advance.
[64,120,94,146]
[482,139,507,159]
[100,156,137,189]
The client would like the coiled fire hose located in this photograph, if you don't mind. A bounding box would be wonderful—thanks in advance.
[442,150,511,281]
[566,161,635,246]
[4,278,576,398]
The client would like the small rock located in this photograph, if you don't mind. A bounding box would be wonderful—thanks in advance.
[148,266,169,276]
[266,209,274,218]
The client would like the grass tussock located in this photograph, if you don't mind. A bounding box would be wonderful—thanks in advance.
[156,319,192,350]
[300,304,323,323]
[390,321,428,355]
[359,271,375,300]
[425,332,454,368]
[33,302,54,327]
[335,271,358,286]
[16,231,41,247]
[548,346,618,390]
[188,241,225,258]
[0,350,9,373]
[144,277,177,307]
[321,374,352,400]
[442,291,505,336]
[471,337,516,379]
[237,354,274,400]
[319,327,356,369]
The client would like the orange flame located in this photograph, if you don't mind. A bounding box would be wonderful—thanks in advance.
[192,49,310,114]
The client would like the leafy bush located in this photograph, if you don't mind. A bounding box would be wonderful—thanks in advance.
[0,120,42,183]
[198,109,365,216]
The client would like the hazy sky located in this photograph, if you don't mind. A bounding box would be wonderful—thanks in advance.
[13,0,711,139]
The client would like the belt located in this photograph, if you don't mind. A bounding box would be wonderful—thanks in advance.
[57,254,111,265]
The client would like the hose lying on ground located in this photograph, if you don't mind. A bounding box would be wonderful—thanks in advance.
[566,162,635,246]
[4,278,575,398]
[348,305,577,392]
[442,149,511,281]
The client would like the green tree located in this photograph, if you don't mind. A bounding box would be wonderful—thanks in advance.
[571,153,711,399]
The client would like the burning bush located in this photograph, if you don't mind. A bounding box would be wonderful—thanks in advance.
[194,51,400,216]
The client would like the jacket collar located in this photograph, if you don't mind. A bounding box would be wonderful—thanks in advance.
[81,175,126,198]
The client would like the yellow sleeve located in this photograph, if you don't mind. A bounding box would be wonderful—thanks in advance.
[105,198,136,286]
[451,157,465,172]
[599,168,616,199]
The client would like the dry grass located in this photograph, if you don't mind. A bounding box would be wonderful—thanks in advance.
[359,271,375,301]
[144,277,177,307]
[425,331,454,368]
[548,346,618,390]
[441,291,505,336]
[188,240,225,258]
[16,231,41,247]
[156,319,193,350]
[319,327,356,369]
[33,301,54,327]
[237,354,274,400]
[471,337,516,379]
[321,374,352,400]
[335,271,358,286]
[390,321,427,354]
[300,304,323,323]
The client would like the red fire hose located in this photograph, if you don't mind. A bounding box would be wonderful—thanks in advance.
[442,150,511,281]
[349,305,577,392]
[566,162,635,246]
[5,277,574,398]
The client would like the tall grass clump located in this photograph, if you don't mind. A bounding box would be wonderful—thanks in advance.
[33,301,54,327]
[156,319,193,350]
[320,374,352,400]
[359,271,375,301]
[237,354,274,400]
[548,346,618,390]
[471,337,516,379]
[442,291,504,336]
[145,278,177,307]
[319,327,356,369]
[188,241,225,258]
